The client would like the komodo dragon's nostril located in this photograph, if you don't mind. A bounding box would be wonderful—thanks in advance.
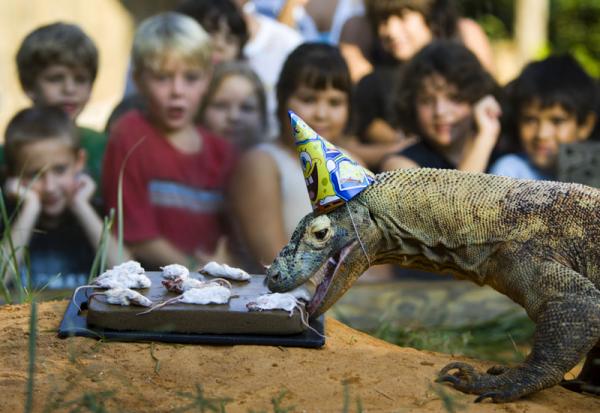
[269,270,281,282]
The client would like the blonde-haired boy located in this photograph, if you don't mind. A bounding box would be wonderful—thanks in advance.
[131,11,212,75]
[102,12,237,269]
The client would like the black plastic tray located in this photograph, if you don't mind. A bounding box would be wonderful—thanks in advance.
[57,287,325,348]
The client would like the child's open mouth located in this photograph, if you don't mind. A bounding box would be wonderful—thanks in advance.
[61,103,79,115]
[167,107,185,120]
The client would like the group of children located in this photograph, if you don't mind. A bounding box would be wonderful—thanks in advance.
[1,0,598,294]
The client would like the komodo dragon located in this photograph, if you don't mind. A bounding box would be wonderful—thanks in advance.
[266,167,600,402]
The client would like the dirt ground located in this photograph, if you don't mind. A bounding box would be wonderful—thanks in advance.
[0,300,598,413]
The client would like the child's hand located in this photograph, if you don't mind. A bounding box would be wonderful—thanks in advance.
[474,95,502,142]
[69,173,96,207]
[4,177,41,207]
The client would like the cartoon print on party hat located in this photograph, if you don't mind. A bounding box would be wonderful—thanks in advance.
[289,111,375,215]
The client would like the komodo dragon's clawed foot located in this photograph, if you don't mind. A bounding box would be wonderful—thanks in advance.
[436,362,540,403]
[437,362,504,396]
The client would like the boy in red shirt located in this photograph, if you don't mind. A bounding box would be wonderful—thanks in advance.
[102,12,237,269]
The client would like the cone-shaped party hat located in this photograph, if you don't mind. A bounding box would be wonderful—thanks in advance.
[289,111,375,215]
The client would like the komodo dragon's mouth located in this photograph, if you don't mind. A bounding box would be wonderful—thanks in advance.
[306,240,358,315]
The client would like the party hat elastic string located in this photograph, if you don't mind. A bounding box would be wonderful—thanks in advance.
[346,203,372,267]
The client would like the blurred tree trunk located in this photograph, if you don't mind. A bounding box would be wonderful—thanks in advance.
[514,0,549,65]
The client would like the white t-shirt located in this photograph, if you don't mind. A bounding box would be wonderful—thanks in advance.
[255,142,311,237]
[244,14,303,139]
[489,153,553,181]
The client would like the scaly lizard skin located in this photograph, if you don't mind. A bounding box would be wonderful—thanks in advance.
[267,168,600,402]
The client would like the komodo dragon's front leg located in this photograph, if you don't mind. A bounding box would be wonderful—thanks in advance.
[438,296,600,401]
[437,264,600,402]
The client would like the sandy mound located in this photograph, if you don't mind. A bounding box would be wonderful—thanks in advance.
[0,301,598,413]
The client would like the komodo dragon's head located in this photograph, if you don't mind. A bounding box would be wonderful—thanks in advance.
[266,197,381,317]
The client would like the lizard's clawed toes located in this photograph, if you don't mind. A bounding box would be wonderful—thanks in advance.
[437,362,510,397]
[438,362,479,382]
[436,362,542,402]
[435,374,460,385]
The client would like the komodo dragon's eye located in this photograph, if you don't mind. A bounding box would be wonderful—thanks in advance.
[314,228,329,240]
[309,215,333,244]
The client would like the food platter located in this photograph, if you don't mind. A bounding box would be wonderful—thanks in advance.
[58,273,325,348]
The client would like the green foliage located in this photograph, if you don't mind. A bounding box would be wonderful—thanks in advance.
[117,136,147,262]
[174,384,233,413]
[269,390,295,413]
[48,390,117,413]
[458,0,514,40]
[431,384,466,413]
[24,301,37,413]
[475,14,510,40]
[549,0,600,77]
[373,311,535,363]
[149,342,161,374]
[341,382,363,413]
[0,186,27,303]
[88,210,115,283]
[460,0,600,77]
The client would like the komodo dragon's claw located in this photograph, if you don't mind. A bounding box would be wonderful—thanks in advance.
[435,375,460,385]
[438,362,477,378]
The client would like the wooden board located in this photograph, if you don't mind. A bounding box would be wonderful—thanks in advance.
[85,273,307,335]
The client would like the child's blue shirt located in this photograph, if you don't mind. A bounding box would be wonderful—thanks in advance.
[489,153,554,181]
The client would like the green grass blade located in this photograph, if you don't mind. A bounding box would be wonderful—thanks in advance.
[22,250,34,302]
[0,189,23,302]
[117,167,124,263]
[24,300,37,413]
[88,209,115,282]
[116,136,147,263]
[0,177,43,303]
[100,210,114,274]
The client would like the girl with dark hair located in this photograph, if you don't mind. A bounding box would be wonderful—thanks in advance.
[228,43,352,270]
[228,42,396,271]
[382,40,502,172]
